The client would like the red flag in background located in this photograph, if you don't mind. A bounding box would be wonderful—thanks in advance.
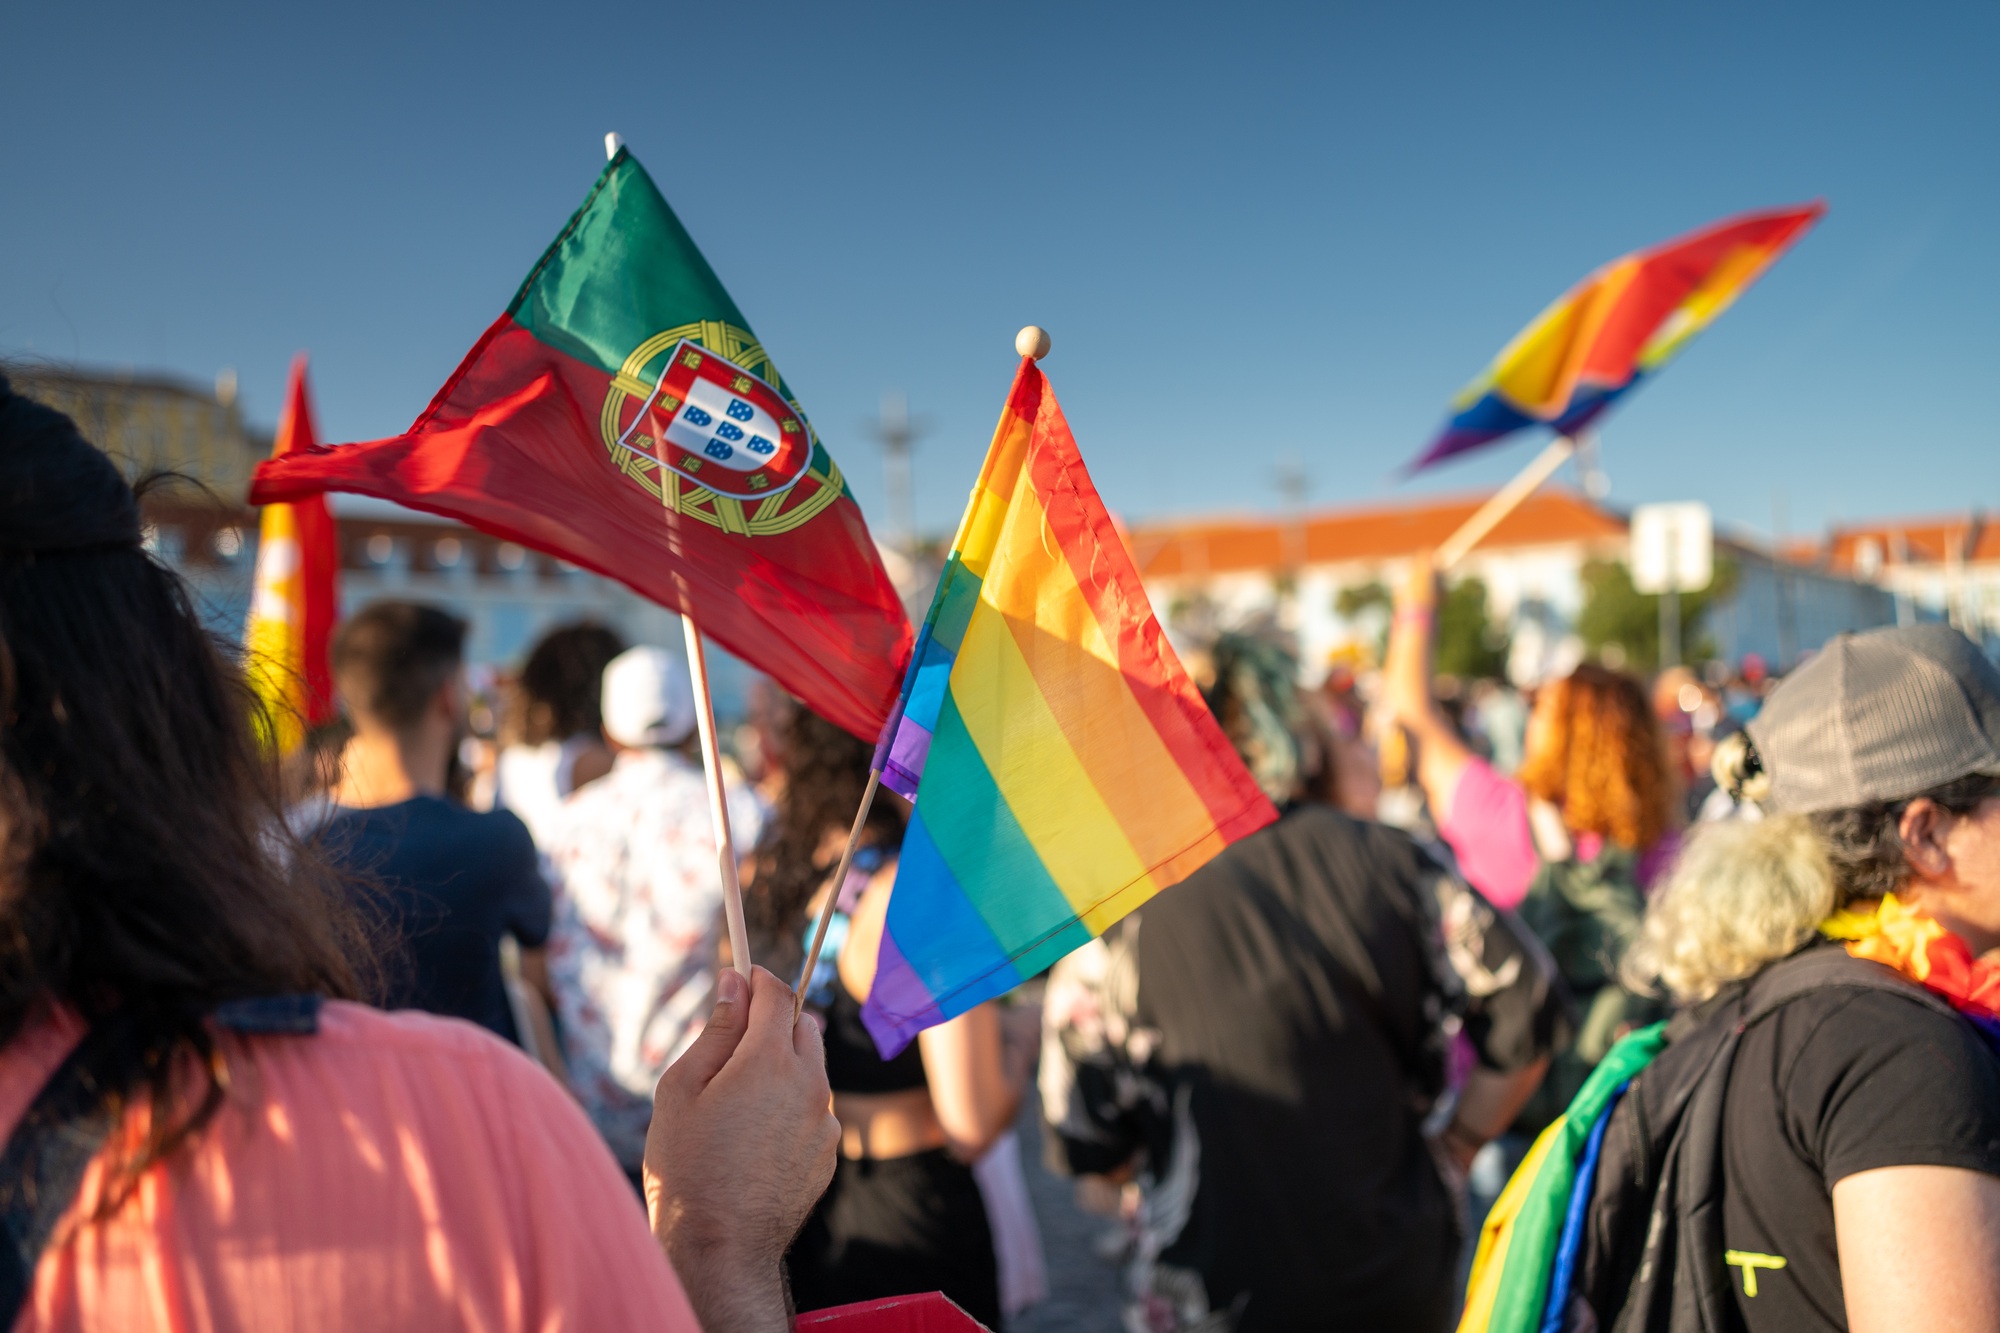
[244,355,339,752]
[251,150,912,739]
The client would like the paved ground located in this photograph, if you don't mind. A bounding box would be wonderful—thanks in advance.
[1006,1107,1126,1332]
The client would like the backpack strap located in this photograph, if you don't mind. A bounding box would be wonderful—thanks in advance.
[1616,946,1956,1333]
[0,996,320,1328]
[0,1013,138,1328]
[1740,944,1959,1026]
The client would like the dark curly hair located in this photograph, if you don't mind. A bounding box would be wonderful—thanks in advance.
[1810,771,2000,904]
[745,702,905,979]
[514,622,625,745]
[0,373,369,1215]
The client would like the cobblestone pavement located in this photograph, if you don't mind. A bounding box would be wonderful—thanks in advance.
[1006,1108,1126,1332]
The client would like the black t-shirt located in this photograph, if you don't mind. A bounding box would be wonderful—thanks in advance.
[1123,805,1565,1332]
[317,796,550,1043]
[1721,985,2000,1331]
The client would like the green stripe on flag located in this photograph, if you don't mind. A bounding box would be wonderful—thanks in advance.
[508,151,752,379]
[1469,1022,1668,1332]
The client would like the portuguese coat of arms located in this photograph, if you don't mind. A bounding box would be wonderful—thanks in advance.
[600,323,847,538]
[615,339,810,500]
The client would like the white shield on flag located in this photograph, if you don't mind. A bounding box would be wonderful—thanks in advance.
[615,341,814,501]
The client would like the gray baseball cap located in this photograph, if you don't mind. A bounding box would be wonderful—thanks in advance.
[1748,625,2000,813]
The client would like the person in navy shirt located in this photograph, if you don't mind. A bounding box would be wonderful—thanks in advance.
[314,602,550,1044]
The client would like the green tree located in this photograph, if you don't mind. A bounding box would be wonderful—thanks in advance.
[1335,581,1390,619]
[1435,577,1510,679]
[1576,556,1738,671]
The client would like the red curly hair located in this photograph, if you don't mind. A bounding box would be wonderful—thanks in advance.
[1517,663,1674,852]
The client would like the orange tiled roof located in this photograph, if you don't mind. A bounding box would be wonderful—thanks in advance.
[1814,513,1998,573]
[1127,488,1627,578]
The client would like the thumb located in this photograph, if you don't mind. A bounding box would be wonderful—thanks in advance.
[661,966,750,1098]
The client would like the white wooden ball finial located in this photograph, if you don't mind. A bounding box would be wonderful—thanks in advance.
[605,132,625,161]
[1015,325,1051,360]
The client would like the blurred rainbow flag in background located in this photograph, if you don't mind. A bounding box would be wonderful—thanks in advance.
[861,358,1277,1055]
[1406,202,1824,472]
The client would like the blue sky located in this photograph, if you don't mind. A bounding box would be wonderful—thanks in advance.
[4,0,1994,545]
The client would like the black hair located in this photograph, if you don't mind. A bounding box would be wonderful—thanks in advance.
[1811,771,2000,904]
[0,373,368,1213]
[746,702,906,979]
[516,622,625,744]
[331,601,467,732]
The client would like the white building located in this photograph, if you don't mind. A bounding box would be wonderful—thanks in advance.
[1795,513,2000,653]
[1126,487,1898,682]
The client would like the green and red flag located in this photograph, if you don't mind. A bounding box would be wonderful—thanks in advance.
[251,148,912,739]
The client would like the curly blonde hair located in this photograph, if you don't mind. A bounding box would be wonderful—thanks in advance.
[1622,815,1836,1003]
[1517,664,1674,851]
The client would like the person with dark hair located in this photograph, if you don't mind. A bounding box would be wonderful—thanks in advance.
[1040,632,1566,1332]
[1579,625,2000,1333]
[744,699,907,986]
[544,645,766,1179]
[313,601,552,1045]
[495,621,624,850]
[0,373,840,1330]
[771,705,1035,1330]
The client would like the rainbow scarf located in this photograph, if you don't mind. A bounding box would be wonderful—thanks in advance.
[1822,894,2000,1044]
[859,359,1276,1056]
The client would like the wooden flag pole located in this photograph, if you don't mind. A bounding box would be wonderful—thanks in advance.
[1380,433,1579,787]
[1432,434,1578,571]
[681,613,755,981]
[793,768,882,1023]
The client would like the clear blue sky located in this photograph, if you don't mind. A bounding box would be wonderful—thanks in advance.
[5,0,1994,545]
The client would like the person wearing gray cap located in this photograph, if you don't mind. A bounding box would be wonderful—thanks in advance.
[542,645,767,1182]
[1580,625,2000,1332]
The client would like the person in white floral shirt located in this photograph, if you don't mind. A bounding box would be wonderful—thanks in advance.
[545,645,767,1176]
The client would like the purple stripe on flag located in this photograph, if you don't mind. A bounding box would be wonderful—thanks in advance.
[860,927,945,1057]
[881,717,933,801]
[870,690,909,775]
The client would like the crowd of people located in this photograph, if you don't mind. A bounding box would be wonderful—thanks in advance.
[5,370,2000,1333]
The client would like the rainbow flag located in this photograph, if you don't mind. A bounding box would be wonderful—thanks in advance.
[1408,202,1824,472]
[1457,1026,1666,1333]
[861,358,1277,1055]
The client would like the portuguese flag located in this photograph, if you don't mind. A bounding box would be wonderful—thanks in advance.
[251,148,912,740]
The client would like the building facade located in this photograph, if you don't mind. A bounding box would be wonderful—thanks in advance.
[1792,513,2000,652]
[1127,488,1900,683]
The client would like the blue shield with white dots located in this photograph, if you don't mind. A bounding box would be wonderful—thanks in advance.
[622,340,816,501]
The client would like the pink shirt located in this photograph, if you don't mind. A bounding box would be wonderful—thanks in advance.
[1438,758,1541,910]
[1,1001,699,1332]
[1437,757,1679,909]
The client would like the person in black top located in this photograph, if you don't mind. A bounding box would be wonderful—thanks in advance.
[771,709,1033,1329]
[1619,625,2000,1332]
[1042,635,1568,1332]
[314,602,550,1044]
